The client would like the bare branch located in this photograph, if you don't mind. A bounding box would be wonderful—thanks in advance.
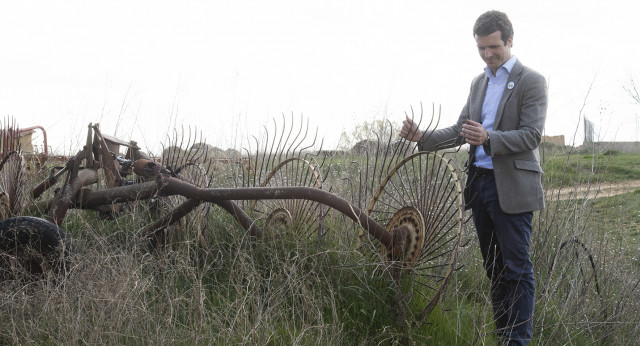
[623,76,640,104]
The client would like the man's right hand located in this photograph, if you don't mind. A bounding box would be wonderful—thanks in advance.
[400,115,424,142]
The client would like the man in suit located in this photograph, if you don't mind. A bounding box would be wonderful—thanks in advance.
[400,10,547,345]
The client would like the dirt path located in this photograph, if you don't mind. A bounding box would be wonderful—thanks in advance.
[547,180,640,201]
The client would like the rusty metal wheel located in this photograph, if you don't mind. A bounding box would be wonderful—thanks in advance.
[361,151,464,320]
[249,157,325,241]
[542,236,604,317]
[0,216,75,279]
[378,207,426,276]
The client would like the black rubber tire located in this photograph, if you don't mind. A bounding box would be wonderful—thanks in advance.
[0,216,75,277]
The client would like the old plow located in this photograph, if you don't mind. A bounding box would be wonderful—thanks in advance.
[1,114,465,323]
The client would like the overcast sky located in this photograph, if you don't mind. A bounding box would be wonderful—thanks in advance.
[2,0,639,154]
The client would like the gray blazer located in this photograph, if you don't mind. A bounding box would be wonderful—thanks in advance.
[418,60,548,214]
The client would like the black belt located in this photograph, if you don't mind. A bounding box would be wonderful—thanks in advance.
[474,167,494,176]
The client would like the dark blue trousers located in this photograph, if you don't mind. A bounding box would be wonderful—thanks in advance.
[469,173,535,345]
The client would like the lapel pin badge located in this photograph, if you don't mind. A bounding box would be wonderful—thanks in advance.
[507,81,515,90]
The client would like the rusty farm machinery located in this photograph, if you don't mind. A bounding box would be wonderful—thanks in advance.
[0,114,466,322]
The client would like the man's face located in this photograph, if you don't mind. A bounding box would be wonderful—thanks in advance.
[475,30,512,74]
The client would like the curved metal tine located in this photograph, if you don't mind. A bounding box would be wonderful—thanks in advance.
[244,137,259,188]
[245,115,323,187]
[419,170,461,259]
[251,158,324,238]
[0,152,26,216]
[387,152,420,208]
[416,229,459,267]
[182,138,212,186]
[368,150,419,217]
[254,127,270,186]
[276,113,314,162]
[359,151,374,208]
[296,159,324,238]
[12,117,18,152]
[417,103,440,148]
[175,125,187,171]
[287,113,309,159]
[415,239,459,281]
[154,127,213,238]
[160,125,212,184]
[266,116,291,175]
[417,104,465,153]
[421,156,451,234]
[159,130,177,174]
[343,160,360,208]
[377,122,400,183]
[370,132,386,193]
[276,114,293,162]
[544,237,602,301]
[0,119,27,216]
[163,125,186,174]
[231,116,326,243]
[260,119,286,181]
[300,129,321,162]
[355,117,416,211]
[185,127,200,164]
[350,135,375,197]
[2,116,14,153]
[164,126,182,174]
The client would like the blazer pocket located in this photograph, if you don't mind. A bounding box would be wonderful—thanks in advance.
[514,159,543,173]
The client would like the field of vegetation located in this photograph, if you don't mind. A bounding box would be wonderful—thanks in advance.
[2,134,640,344]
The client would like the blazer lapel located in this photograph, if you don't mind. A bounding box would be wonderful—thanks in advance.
[472,75,488,122]
[494,60,523,129]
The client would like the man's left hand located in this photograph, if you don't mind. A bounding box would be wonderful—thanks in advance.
[461,120,489,146]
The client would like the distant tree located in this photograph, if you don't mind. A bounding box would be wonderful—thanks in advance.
[337,119,401,150]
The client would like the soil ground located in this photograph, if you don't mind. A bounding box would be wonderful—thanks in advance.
[547,180,640,201]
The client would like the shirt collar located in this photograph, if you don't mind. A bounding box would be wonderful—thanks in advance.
[484,55,517,78]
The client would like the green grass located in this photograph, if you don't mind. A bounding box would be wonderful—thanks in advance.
[543,151,640,188]
[587,188,640,268]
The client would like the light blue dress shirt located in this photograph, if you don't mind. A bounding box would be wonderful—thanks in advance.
[473,56,517,169]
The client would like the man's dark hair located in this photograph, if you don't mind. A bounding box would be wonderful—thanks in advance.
[473,10,513,44]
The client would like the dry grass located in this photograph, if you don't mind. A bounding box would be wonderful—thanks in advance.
[3,122,640,344]
[0,209,350,344]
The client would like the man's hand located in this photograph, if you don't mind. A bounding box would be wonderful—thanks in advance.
[461,119,489,146]
[400,115,424,142]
